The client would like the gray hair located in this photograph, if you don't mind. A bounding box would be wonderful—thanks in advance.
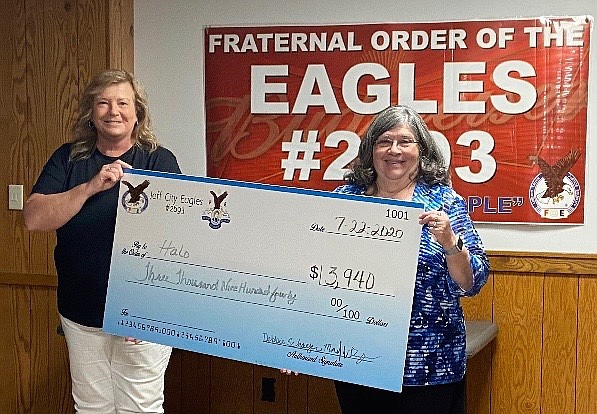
[344,105,450,188]
[69,69,159,161]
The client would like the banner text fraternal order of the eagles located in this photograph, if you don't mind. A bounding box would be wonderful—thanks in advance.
[204,17,592,224]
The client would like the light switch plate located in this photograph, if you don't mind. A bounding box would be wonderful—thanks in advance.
[9,185,24,210]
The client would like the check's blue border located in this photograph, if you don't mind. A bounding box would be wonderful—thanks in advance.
[125,169,424,209]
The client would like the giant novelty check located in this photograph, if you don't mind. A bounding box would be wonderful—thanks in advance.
[103,169,423,391]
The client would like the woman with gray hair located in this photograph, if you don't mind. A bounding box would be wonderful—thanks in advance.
[24,69,181,413]
[333,105,489,413]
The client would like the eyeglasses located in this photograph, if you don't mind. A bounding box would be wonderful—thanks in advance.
[374,138,418,150]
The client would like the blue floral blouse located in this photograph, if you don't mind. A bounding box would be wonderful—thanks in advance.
[334,181,490,386]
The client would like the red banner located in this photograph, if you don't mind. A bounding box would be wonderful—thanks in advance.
[204,17,591,223]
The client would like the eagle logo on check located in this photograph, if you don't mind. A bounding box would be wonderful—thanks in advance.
[121,180,150,214]
[202,190,230,229]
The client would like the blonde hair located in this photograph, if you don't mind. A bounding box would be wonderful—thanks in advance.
[70,69,158,161]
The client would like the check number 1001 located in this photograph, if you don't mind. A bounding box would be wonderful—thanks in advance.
[385,209,410,220]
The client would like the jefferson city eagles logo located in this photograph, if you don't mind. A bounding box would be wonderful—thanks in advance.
[528,148,581,220]
[202,190,230,229]
[120,180,150,214]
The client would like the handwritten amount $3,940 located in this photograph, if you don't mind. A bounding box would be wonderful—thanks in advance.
[310,264,375,291]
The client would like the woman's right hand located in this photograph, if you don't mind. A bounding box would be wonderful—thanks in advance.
[90,160,132,193]
[24,159,132,232]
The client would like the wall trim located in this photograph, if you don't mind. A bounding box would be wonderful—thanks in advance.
[487,251,597,275]
[2,251,596,287]
[0,272,57,287]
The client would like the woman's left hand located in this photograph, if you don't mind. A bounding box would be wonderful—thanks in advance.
[420,209,474,290]
[419,210,457,250]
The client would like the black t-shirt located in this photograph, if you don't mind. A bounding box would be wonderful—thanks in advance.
[31,143,182,327]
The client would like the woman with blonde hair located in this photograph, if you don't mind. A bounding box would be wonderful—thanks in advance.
[24,69,181,413]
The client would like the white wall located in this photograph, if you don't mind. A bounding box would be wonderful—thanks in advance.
[134,0,596,253]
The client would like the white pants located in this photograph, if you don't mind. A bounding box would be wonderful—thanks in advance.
[60,315,172,414]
